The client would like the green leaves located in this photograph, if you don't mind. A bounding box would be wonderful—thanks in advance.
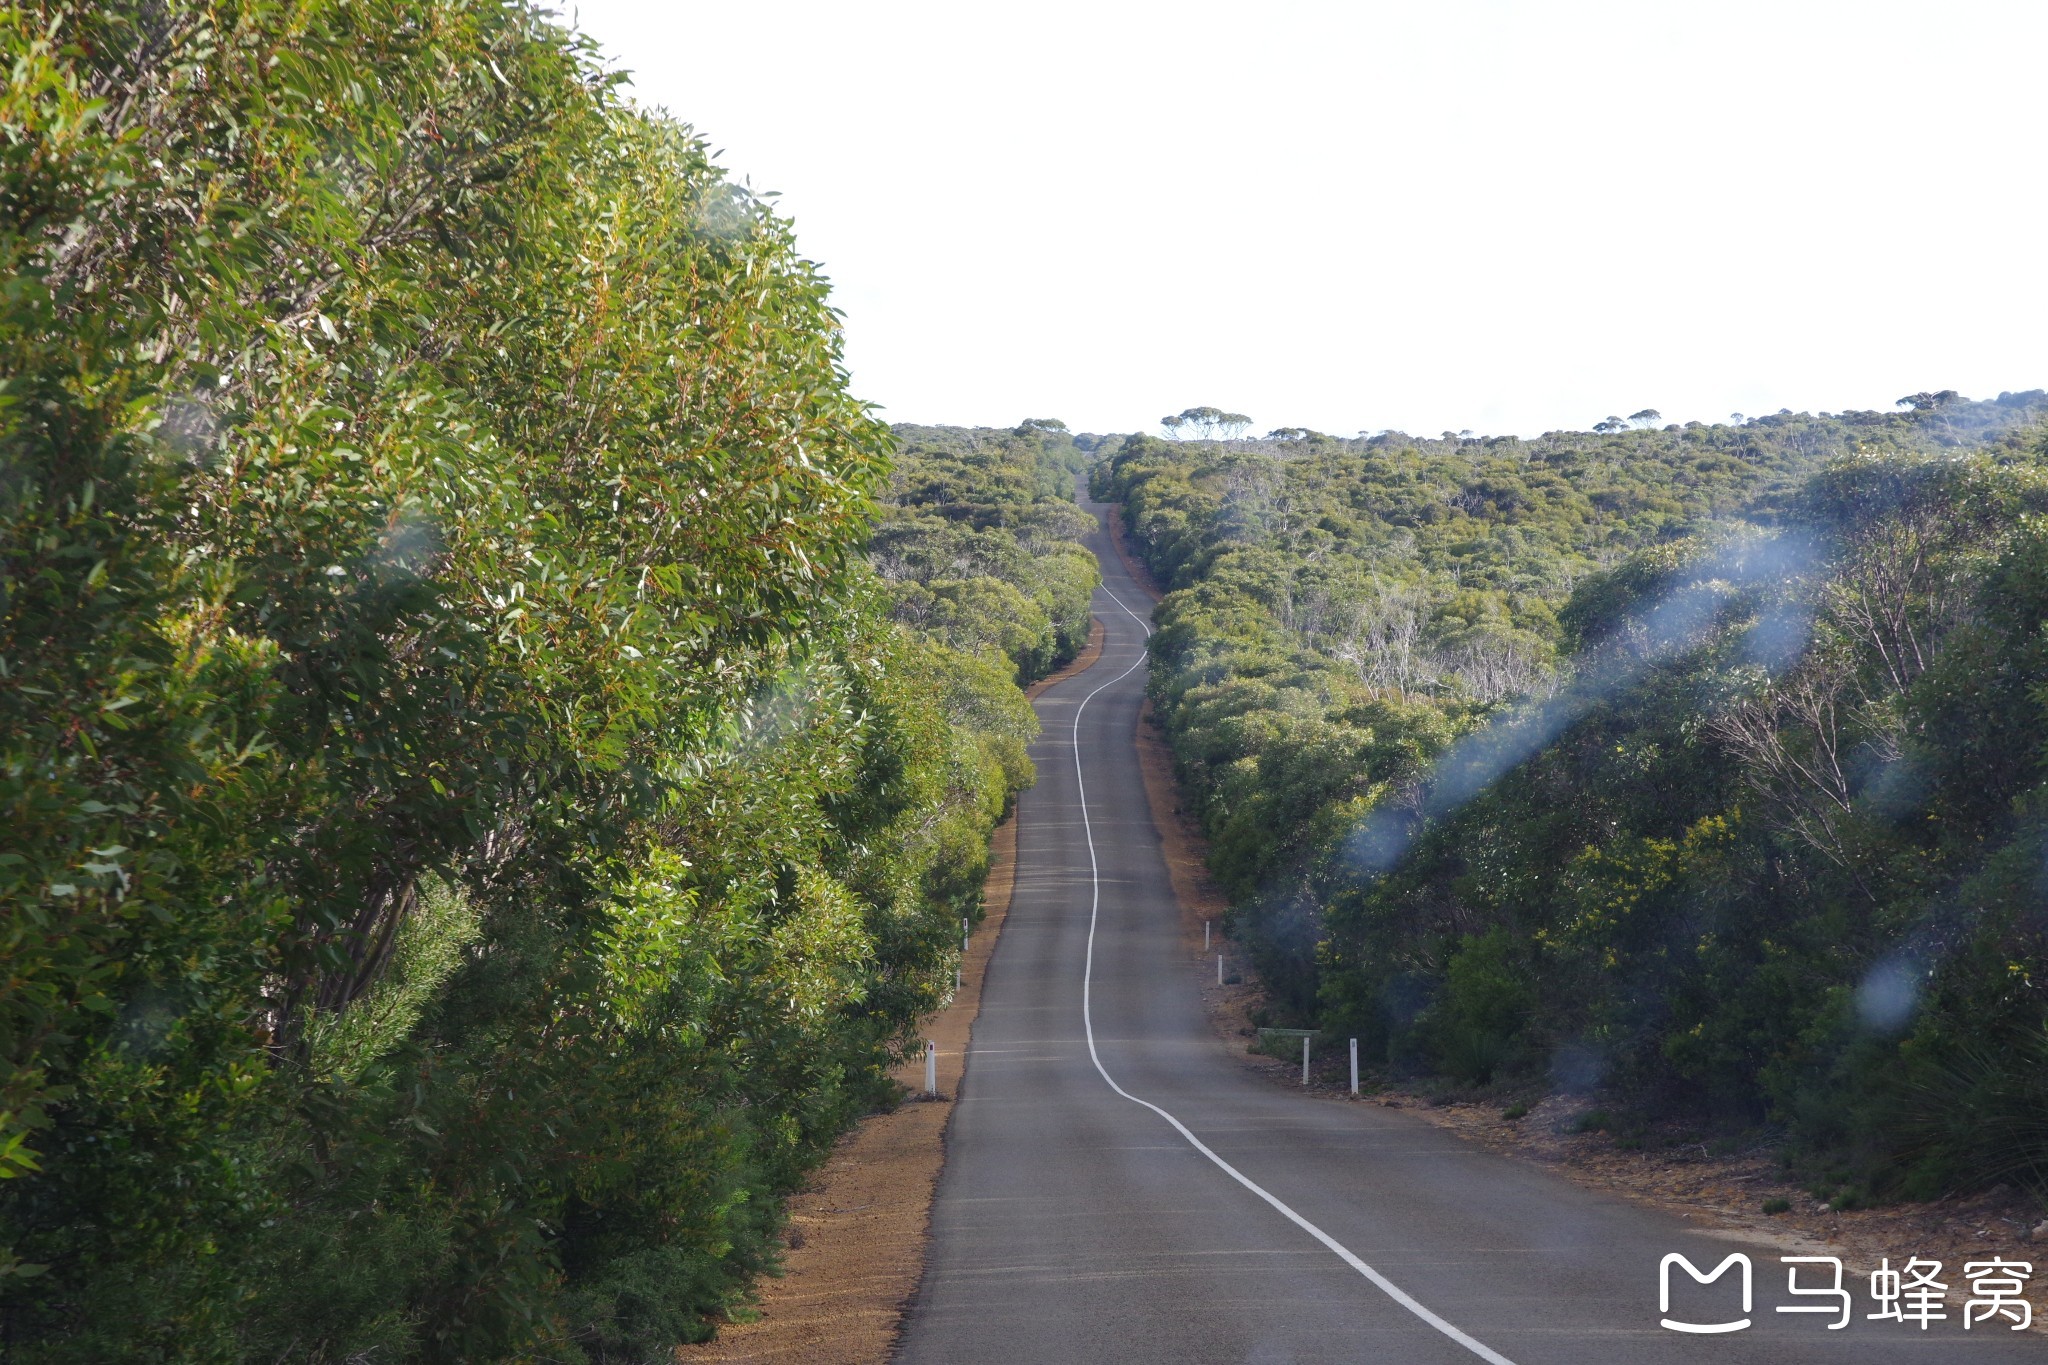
[874,423,1099,685]
[0,3,1021,1359]
[1107,402,2048,1192]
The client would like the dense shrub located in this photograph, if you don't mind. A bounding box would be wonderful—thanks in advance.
[0,4,1051,1358]
[1103,405,2048,1195]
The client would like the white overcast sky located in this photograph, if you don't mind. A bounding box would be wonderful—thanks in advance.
[566,1,2048,438]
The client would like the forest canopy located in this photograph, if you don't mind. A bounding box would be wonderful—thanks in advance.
[1099,394,2048,1201]
[874,423,1100,683]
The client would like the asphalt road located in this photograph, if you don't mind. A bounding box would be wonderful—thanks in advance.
[896,490,2046,1365]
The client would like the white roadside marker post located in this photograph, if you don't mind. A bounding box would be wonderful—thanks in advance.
[924,1040,937,1096]
[1216,953,1223,985]
[1302,1036,1310,1086]
[962,916,969,954]
[1349,1037,1359,1096]
[1204,920,1210,950]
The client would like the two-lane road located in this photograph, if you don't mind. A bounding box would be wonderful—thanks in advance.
[898,490,2044,1364]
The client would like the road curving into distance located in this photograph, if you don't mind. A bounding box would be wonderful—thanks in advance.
[896,487,2046,1365]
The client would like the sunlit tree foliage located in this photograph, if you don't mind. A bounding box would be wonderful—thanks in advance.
[0,4,1066,1358]
[1101,397,2048,1197]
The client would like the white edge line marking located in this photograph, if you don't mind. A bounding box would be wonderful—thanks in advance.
[1073,578,1518,1365]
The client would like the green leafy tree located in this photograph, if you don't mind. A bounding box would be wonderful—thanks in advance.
[0,4,1055,1358]
[1163,406,1253,441]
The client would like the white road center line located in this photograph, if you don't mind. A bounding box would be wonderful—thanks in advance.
[1074,580,1518,1365]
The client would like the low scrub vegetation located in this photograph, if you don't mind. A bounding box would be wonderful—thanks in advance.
[1101,398,2048,1201]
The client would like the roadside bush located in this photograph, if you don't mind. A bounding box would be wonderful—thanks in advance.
[0,4,1041,1357]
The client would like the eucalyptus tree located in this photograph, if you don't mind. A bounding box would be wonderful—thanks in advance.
[1162,406,1254,441]
[1897,389,1960,411]
[0,3,1046,1357]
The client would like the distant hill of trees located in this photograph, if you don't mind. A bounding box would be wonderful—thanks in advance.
[875,423,1100,685]
[1099,393,2048,1202]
